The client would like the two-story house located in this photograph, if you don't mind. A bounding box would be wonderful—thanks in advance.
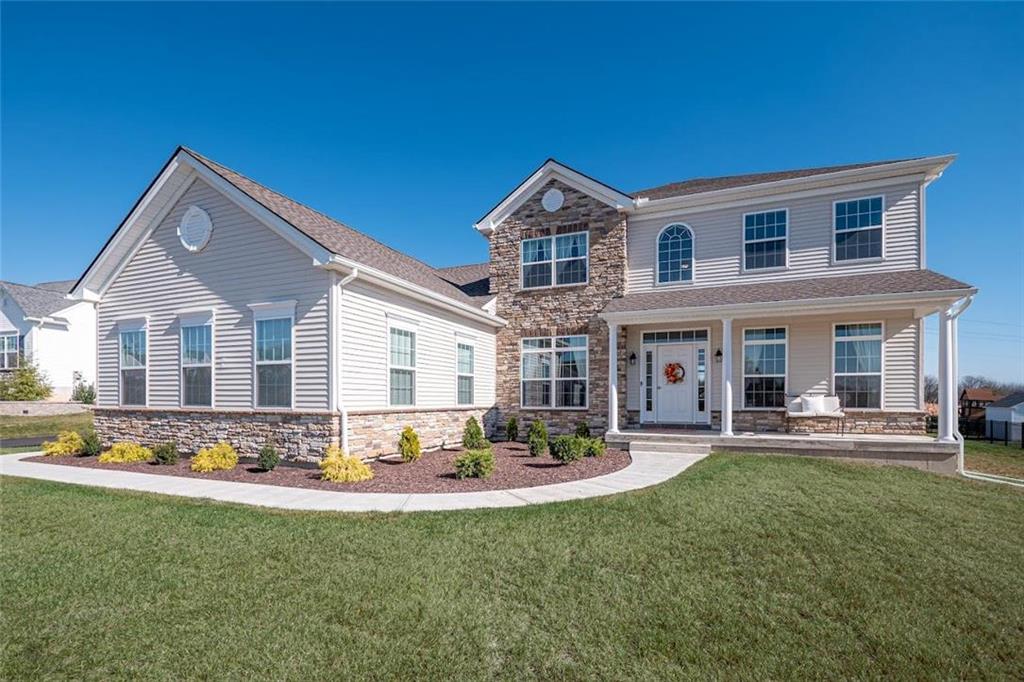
[71,148,975,471]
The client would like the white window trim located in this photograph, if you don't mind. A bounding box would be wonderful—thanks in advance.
[831,321,886,411]
[0,332,19,370]
[741,208,790,273]
[832,194,886,265]
[179,310,215,409]
[520,335,589,411]
[654,223,696,286]
[117,317,149,407]
[249,302,296,410]
[519,231,590,290]
[741,326,789,410]
[388,321,418,407]
[455,338,475,406]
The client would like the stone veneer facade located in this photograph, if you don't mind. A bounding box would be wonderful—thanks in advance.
[708,409,927,435]
[347,407,498,459]
[490,179,628,437]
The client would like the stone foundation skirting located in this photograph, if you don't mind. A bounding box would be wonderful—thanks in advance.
[346,407,499,459]
[94,408,339,462]
[708,409,927,435]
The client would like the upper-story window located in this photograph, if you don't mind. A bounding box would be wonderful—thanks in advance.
[521,232,589,289]
[834,196,883,262]
[743,210,788,270]
[657,224,694,284]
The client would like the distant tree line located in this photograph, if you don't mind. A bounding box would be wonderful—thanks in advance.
[923,375,1024,404]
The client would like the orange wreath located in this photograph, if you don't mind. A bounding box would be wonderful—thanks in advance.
[663,362,685,384]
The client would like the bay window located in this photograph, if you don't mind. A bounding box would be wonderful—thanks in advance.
[521,335,588,409]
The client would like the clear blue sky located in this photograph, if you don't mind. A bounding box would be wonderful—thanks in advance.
[2,2,1021,381]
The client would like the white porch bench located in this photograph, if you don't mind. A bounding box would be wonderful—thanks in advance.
[786,395,846,435]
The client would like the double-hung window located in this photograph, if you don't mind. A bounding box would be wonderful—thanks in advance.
[521,335,587,409]
[255,317,292,408]
[521,232,588,289]
[456,341,474,405]
[389,327,416,406]
[833,323,883,408]
[743,210,787,270]
[743,328,787,408]
[834,196,883,261]
[0,333,19,370]
[119,324,147,406]
[181,318,213,407]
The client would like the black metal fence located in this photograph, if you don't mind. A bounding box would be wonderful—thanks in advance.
[959,417,1024,448]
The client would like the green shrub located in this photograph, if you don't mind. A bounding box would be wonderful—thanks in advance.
[453,448,495,479]
[320,446,373,483]
[191,442,238,472]
[527,420,548,457]
[550,435,587,464]
[399,426,422,463]
[584,437,606,458]
[462,416,487,450]
[505,416,519,442]
[99,442,153,464]
[575,421,591,438]
[153,442,179,465]
[71,378,96,404]
[80,430,102,457]
[0,357,52,401]
[42,431,84,456]
[258,442,280,471]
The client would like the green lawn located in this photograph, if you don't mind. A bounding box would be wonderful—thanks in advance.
[964,438,1024,480]
[2,454,1022,680]
[0,411,93,440]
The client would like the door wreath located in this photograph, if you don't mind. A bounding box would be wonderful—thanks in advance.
[663,362,686,384]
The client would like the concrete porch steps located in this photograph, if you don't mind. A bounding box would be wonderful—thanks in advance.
[624,440,712,456]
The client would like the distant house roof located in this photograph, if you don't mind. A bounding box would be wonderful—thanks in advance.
[32,280,77,294]
[436,263,491,301]
[632,158,923,201]
[602,269,975,315]
[988,391,1024,409]
[182,148,483,309]
[0,280,73,319]
[960,388,1002,403]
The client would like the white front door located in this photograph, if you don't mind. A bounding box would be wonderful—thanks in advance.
[656,344,695,423]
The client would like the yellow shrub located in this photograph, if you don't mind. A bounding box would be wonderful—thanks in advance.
[319,445,373,483]
[190,442,239,473]
[42,431,85,456]
[98,442,153,463]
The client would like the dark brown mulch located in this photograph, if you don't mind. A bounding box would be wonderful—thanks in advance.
[24,442,630,494]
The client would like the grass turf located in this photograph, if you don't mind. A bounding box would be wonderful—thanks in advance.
[964,438,1024,480]
[0,411,93,440]
[2,454,1022,680]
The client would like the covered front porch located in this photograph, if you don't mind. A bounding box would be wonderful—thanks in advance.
[599,271,977,468]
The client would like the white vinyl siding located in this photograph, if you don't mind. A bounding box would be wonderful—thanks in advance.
[339,279,496,411]
[96,178,329,410]
[626,182,921,293]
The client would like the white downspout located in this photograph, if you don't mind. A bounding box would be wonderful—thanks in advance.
[944,295,973,474]
[336,268,359,453]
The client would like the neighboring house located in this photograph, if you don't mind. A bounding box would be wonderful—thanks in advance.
[985,392,1024,442]
[0,279,96,400]
[959,387,1001,421]
[70,147,976,461]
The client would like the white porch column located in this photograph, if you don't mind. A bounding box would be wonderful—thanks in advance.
[607,322,620,434]
[720,318,734,436]
[938,307,956,442]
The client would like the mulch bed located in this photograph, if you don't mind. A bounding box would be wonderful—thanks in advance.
[25,441,630,494]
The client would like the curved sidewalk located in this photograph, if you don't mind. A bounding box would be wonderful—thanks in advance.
[0,451,705,513]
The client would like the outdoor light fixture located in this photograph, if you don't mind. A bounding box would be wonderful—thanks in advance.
[629,352,637,366]
[715,349,723,363]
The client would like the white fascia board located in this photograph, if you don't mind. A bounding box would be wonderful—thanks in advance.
[599,288,977,326]
[325,255,506,329]
[632,155,957,217]
[178,153,334,267]
[474,160,635,235]
[24,315,70,329]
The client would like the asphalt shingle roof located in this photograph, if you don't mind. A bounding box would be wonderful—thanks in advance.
[184,148,483,309]
[988,391,1024,409]
[436,263,491,300]
[632,158,921,201]
[0,281,73,318]
[32,280,77,294]
[602,269,975,314]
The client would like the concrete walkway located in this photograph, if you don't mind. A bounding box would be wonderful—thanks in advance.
[0,450,706,513]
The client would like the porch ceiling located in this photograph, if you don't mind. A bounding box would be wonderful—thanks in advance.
[601,269,975,322]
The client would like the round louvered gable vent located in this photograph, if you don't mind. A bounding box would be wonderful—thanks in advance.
[178,206,213,252]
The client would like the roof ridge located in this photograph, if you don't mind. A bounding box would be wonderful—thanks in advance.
[437,262,489,271]
[182,148,459,281]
